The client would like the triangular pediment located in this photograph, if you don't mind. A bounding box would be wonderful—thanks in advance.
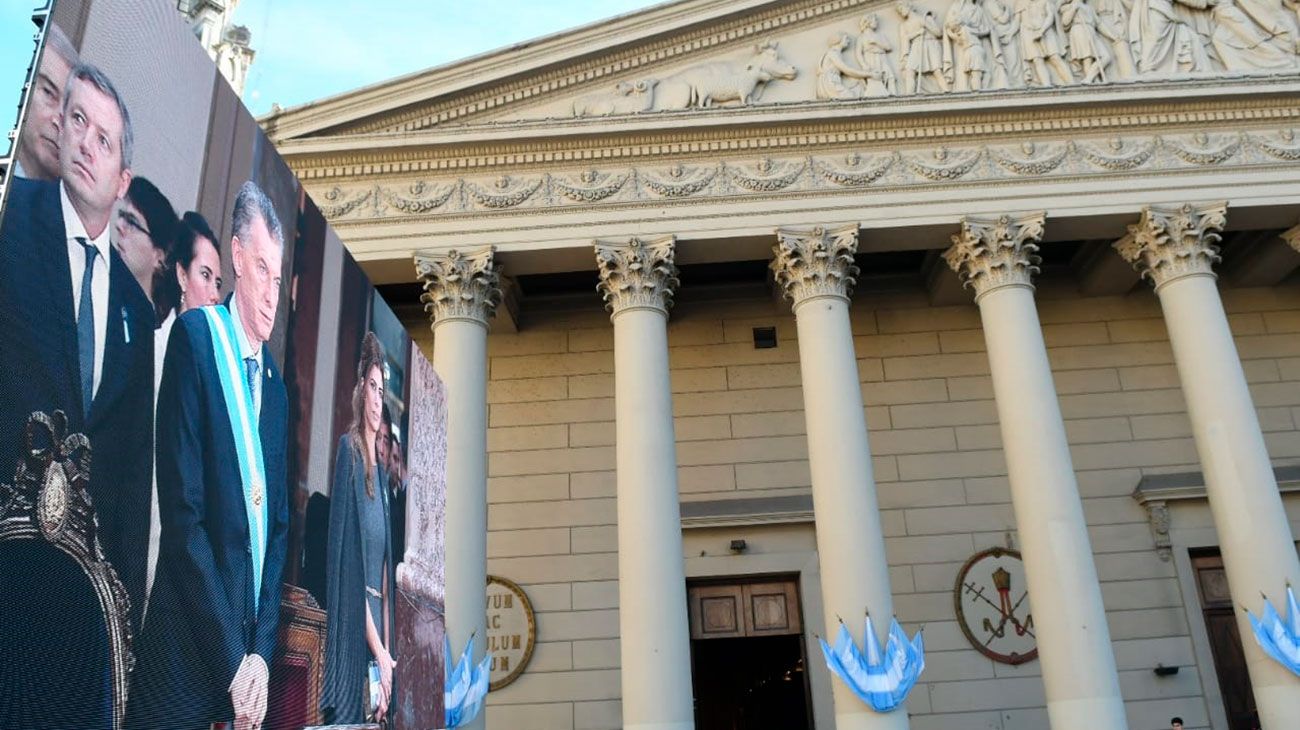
[264,0,1300,144]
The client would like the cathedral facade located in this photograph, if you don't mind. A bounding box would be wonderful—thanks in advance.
[262,1,1300,728]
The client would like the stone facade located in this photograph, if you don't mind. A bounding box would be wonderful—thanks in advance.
[400,281,1300,729]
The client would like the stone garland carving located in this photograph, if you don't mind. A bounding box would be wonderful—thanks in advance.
[414,247,503,325]
[316,129,1298,221]
[1113,201,1229,287]
[944,212,1047,298]
[569,1,1300,117]
[771,223,862,305]
[593,235,680,315]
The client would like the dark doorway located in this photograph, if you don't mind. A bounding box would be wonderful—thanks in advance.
[688,577,813,730]
[1191,551,1259,730]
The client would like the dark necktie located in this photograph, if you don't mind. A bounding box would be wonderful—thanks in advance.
[245,356,259,411]
[77,238,98,419]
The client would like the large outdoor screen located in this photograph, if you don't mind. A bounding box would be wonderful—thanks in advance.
[0,2,448,729]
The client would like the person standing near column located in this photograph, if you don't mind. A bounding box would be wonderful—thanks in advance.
[772,224,908,730]
[1115,203,1300,728]
[944,214,1128,730]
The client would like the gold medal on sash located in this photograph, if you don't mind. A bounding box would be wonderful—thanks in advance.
[252,480,264,507]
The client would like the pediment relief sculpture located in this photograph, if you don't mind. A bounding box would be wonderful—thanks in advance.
[565,0,1299,119]
[573,40,798,116]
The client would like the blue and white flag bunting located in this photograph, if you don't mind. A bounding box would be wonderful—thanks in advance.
[1247,584,1300,677]
[819,613,925,713]
[445,633,492,729]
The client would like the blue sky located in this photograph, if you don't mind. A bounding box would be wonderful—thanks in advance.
[233,0,666,116]
[1,0,667,154]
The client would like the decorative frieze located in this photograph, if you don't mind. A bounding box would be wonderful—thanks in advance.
[414,247,503,326]
[943,213,1046,300]
[1113,202,1228,289]
[594,235,680,316]
[310,129,1297,223]
[771,223,860,307]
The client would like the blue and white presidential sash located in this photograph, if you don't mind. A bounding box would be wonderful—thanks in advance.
[201,305,269,610]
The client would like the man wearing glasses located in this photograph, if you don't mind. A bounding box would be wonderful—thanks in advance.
[113,176,178,321]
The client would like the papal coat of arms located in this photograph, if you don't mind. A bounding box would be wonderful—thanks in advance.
[954,547,1037,665]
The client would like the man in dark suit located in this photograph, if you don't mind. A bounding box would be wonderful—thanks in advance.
[0,62,154,730]
[126,181,289,730]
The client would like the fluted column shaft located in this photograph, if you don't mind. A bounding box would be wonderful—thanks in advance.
[416,247,502,730]
[595,236,695,730]
[1116,203,1300,729]
[946,215,1127,730]
[772,224,908,730]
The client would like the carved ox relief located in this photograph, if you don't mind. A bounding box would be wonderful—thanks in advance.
[573,40,798,116]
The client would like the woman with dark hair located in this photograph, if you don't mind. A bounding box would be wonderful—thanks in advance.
[153,212,223,393]
[145,211,225,612]
[323,331,396,724]
[113,176,177,322]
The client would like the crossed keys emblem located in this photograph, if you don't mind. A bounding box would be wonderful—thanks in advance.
[964,566,1035,645]
[954,548,1038,664]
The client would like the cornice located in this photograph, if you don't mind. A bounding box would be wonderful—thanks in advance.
[278,91,1300,180]
[264,0,886,141]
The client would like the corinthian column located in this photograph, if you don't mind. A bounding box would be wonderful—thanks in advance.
[1116,203,1300,728]
[771,224,908,730]
[594,236,695,730]
[414,247,501,730]
[945,215,1128,730]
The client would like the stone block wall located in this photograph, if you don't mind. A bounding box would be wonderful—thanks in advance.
[404,281,1300,730]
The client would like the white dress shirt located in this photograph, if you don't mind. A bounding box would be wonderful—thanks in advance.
[229,296,264,419]
[61,182,111,401]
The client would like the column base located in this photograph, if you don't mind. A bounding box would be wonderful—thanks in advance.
[833,710,910,730]
[1046,696,1128,730]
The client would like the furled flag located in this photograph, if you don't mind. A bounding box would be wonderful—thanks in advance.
[818,613,925,713]
[1246,584,1300,677]
[445,633,492,728]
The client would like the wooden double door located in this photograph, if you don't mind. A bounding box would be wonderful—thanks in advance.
[687,577,813,730]
[1191,552,1259,730]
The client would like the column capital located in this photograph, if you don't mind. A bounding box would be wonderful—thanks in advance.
[943,213,1046,301]
[1282,222,1300,255]
[771,223,860,308]
[414,246,502,327]
[594,235,679,317]
[1114,202,1227,290]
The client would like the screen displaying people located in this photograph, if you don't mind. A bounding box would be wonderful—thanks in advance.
[0,4,441,729]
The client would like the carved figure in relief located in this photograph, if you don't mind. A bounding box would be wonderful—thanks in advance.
[572,79,658,116]
[896,1,951,93]
[816,32,881,99]
[1094,0,1138,77]
[944,0,1007,90]
[1128,0,1216,74]
[1062,0,1112,81]
[855,13,899,95]
[654,40,797,109]
[1016,0,1077,85]
[1205,0,1300,69]
[987,0,1029,85]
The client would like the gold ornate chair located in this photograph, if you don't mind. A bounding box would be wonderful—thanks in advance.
[0,411,134,729]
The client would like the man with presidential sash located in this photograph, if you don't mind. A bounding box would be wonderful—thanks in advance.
[126,181,289,730]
